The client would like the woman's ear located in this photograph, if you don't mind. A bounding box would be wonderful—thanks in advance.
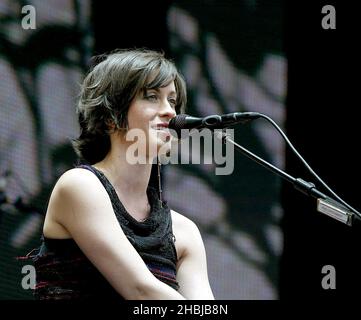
[105,119,116,131]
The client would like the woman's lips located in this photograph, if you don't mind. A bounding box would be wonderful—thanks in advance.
[152,123,170,133]
[153,122,169,128]
[151,124,171,139]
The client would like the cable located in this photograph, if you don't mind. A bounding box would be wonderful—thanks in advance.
[257,113,361,219]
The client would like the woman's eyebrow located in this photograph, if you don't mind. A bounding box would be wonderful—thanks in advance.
[147,88,177,96]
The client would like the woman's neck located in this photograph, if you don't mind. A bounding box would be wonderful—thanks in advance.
[93,141,154,199]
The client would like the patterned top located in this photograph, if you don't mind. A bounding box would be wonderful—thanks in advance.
[29,164,179,300]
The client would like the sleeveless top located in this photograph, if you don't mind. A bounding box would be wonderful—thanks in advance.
[29,164,179,300]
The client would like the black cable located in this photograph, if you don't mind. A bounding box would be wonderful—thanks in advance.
[257,113,361,219]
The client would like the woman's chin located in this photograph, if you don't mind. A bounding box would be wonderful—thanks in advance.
[145,137,172,159]
[156,139,172,154]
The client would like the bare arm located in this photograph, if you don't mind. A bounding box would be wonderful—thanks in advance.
[172,211,215,300]
[49,168,185,300]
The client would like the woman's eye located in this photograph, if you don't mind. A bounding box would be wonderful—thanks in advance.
[145,95,158,101]
[168,98,177,107]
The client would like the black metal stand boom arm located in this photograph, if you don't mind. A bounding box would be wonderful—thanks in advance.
[214,131,355,226]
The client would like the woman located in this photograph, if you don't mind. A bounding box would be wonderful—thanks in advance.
[31,48,214,300]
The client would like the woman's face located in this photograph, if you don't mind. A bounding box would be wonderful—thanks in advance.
[125,81,177,160]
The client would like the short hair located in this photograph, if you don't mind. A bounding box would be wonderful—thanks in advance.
[72,48,187,164]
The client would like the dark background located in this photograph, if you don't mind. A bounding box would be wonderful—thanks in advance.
[282,1,361,299]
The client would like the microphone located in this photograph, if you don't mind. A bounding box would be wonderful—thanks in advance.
[168,112,261,137]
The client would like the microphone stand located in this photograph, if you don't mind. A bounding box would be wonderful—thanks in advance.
[214,130,357,226]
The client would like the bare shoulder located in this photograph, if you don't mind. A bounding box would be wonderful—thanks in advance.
[43,168,109,238]
[171,210,200,234]
[55,167,101,192]
[170,210,203,251]
[50,167,110,203]
[51,167,111,212]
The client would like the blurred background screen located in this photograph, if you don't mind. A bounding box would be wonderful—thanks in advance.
[0,0,285,299]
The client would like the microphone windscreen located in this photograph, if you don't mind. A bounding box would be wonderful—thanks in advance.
[168,114,189,138]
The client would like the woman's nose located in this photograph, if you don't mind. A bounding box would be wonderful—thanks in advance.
[160,100,176,118]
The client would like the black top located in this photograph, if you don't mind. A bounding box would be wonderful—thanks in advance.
[31,164,179,300]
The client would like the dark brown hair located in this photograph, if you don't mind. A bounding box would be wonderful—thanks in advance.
[72,48,187,164]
